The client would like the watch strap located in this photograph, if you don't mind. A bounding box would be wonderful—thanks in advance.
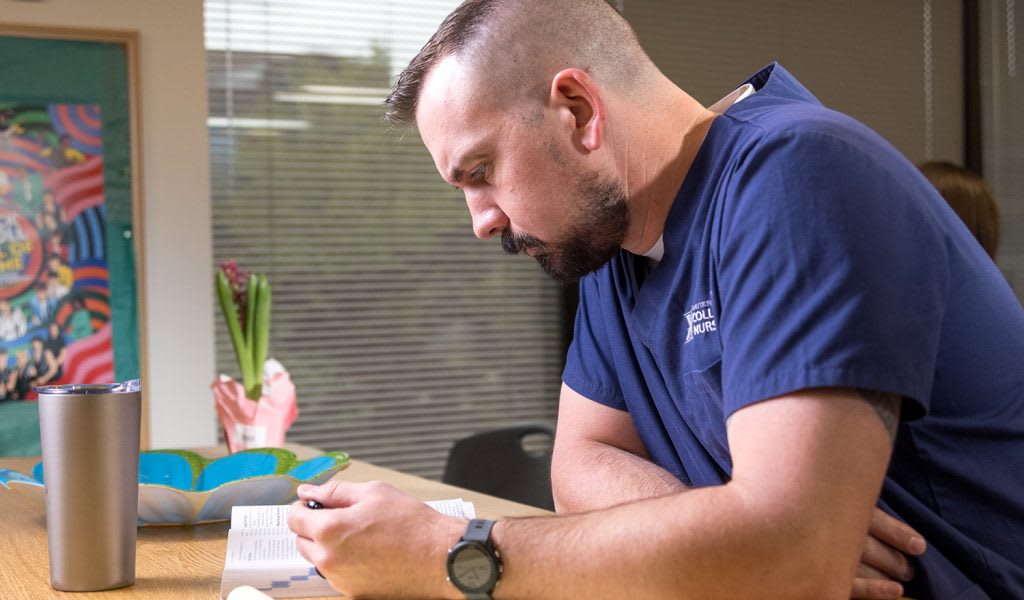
[463,519,496,545]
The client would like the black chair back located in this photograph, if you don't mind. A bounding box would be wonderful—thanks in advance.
[442,423,555,511]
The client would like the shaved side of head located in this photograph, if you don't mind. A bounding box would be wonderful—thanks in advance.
[385,0,656,127]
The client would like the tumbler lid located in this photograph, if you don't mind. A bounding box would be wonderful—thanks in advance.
[34,380,141,395]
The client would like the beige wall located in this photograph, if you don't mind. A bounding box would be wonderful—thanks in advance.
[1,0,217,448]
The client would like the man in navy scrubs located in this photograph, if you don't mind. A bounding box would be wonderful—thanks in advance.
[289,1,1024,598]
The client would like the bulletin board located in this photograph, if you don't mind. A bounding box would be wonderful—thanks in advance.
[0,26,147,453]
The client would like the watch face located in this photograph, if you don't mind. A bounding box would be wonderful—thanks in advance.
[450,543,496,592]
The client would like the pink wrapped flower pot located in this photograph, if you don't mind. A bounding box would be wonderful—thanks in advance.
[211,368,297,453]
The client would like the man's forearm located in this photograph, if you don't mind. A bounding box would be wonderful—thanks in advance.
[490,484,852,600]
[482,391,894,599]
[551,439,687,513]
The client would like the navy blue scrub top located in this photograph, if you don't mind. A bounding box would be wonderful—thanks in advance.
[563,63,1024,598]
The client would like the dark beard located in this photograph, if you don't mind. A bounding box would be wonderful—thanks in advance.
[502,173,629,284]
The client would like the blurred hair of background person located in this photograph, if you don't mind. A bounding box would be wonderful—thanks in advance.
[919,161,1000,259]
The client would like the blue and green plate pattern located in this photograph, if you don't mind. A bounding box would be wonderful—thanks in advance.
[0,447,348,525]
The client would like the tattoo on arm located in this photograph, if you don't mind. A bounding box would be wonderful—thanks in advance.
[858,389,901,443]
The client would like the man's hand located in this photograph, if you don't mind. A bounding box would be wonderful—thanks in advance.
[288,480,465,599]
[853,508,927,599]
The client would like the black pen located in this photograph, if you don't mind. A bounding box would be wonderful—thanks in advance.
[305,499,325,577]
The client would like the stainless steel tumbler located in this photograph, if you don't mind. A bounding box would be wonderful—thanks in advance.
[36,382,141,591]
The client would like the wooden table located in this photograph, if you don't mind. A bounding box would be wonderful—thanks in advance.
[0,445,551,599]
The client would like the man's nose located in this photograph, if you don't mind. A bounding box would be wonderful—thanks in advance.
[467,194,508,240]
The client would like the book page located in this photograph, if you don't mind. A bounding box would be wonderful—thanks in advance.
[425,498,476,519]
[226,527,306,568]
[222,499,476,599]
[231,499,474,529]
[231,505,290,530]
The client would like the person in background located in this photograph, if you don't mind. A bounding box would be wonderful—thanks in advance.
[13,348,34,400]
[28,336,56,387]
[0,348,12,403]
[0,300,27,341]
[43,322,66,382]
[46,134,85,168]
[289,1,1024,598]
[919,160,1000,258]
[47,255,74,291]
[29,284,55,326]
[66,297,93,341]
[45,273,68,304]
[35,191,59,240]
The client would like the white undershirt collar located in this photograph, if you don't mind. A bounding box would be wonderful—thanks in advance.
[641,83,756,264]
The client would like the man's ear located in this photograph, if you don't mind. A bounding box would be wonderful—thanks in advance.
[550,68,605,152]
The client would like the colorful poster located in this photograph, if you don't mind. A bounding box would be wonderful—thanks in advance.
[0,103,114,401]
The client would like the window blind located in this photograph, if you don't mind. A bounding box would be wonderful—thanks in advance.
[204,0,564,479]
[981,0,1024,301]
[625,0,964,164]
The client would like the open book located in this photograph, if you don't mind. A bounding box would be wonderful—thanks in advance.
[220,499,476,599]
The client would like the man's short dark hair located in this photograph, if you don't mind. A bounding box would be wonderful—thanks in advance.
[384,0,498,126]
[384,0,648,128]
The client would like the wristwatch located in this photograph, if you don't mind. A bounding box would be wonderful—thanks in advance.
[446,519,503,599]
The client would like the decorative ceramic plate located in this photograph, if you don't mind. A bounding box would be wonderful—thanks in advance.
[0,447,348,525]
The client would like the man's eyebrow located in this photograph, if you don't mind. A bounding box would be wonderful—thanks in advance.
[446,147,487,187]
[448,166,465,186]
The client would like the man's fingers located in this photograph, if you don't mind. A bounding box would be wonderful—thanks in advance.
[289,480,358,541]
[297,480,362,508]
[855,563,884,579]
[288,499,323,540]
[294,535,326,572]
[869,508,927,555]
[851,571,905,600]
[861,535,914,581]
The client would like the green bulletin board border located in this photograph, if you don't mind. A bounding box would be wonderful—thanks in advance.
[0,26,149,448]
